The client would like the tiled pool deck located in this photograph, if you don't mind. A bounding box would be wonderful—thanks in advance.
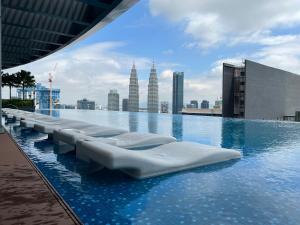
[0,132,81,225]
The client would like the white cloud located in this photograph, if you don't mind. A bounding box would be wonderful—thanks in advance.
[4,42,153,106]
[158,64,224,105]
[3,42,185,108]
[253,38,300,73]
[149,0,300,49]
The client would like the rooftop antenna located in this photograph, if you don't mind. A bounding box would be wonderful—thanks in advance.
[49,63,58,113]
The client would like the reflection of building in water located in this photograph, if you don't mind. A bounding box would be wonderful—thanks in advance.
[148,113,158,133]
[38,109,60,118]
[129,112,138,132]
[172,114,183,141]
[221,118,300,156]
[221,119,245,150]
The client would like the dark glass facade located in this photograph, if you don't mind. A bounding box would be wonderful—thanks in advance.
[172,72,184,114]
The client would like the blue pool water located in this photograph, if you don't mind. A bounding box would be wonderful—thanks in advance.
[4,109,300,225]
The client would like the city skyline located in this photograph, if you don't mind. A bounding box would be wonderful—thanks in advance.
[3,0,300,107]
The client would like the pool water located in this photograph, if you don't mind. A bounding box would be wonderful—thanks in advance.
[4,109,300,225]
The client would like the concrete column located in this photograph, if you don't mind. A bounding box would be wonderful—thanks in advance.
[0,0,3,133]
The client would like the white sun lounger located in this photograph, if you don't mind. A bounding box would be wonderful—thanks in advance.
[55,130,175,154]
[33,120,92,134]
[20,116,61,128]
[53,126,128,145]
[76,141,241,179]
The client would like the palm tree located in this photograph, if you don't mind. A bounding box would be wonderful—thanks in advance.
[16,70,36,100]
[1,73,20,99]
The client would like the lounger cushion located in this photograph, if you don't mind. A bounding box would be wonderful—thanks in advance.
[34,120,91,134]
[20,120,35,128]
[53,126,128,145]
[76,141,241,179]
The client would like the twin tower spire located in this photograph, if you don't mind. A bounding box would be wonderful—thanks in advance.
[128,62,159,112]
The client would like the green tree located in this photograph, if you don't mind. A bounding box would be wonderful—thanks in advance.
[1,73,20,99]
[16,70,35,100]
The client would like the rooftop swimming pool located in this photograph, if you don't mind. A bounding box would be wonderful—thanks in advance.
[4,109,300,225]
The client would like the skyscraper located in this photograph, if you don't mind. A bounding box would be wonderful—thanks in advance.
[222,60,300,120]
[107,89,119,111]
[122,98,129,111]
[128,63,139,112]
[77,98,95,110]
[190,100,198,109]
[201,100,209,109]
[17,83,60,110]
[147,63,159,113]
[172,72,184,114]
[160,101,169,113]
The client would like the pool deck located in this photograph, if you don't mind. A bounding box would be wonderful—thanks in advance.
[0,132,82,225]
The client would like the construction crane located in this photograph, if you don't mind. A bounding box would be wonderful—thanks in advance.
[49,63,58,112]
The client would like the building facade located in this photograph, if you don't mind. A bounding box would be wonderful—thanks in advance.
[214,99,223,110]
[201,100,209,109]
[128,63,139,112]
[147,63,159,113]
[223,60,300,120]
[107,90,119,111]
[77,98,95,110]
[122,98,129,111]
[160,101,169,113]
[172,72,184,114]
[186,104,196,109]
[17,83,60,110]
[190,100,198,109]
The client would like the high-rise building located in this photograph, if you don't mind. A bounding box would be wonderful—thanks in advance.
[128,63,139,112]
[223,60,300,120]
[107,90,119,111]
[190,100,198,109]
[201,100,209,109]
[186,104,195,109]
[77,98,95,110]
[17,83,60,109]
[214,99,222,110]
[147,63,159,113]
[172,72,184,114]
[160,101,169,113]
[122,98,129,111]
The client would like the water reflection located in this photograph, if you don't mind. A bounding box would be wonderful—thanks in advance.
[172,115,183,141]
[148,113,158,133]
[129,112,138,132]
[45,142,167,224]
[107,111,120,127]
[221,118,300,156]
[221,119,245,149]
[38,109,60,118]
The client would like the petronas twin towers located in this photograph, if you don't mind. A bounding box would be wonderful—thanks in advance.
[128,62,159,113]
[128,63,139,112]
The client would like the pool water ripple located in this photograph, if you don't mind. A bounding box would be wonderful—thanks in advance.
[4,109,300,225]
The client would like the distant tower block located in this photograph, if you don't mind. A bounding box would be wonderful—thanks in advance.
[128,63,139,112]
[108,89,120,111]
[147,62,159,113]
[172,72,184,114]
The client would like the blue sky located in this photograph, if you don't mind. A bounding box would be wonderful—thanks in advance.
[4,0,300,107]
